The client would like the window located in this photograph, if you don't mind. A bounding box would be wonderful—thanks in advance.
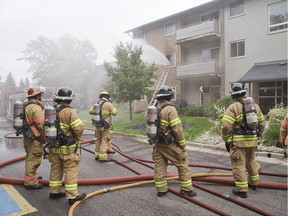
[165,53,176,67]
[230,0,244,17]
[171,87,176,101]
[133,31,145,39]
[259,81,287,114]
[140,94,145,101]
[202,48,219,62]
[164,21,175,36]
[268,1,288,33]
[230,40,245,58]
[200,11,219,22]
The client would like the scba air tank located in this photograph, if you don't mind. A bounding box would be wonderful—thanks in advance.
[91,103,101,123]
[13,101,24,130]
[45,106,57,141]
[146,106,158,139]
[244,97,258,131]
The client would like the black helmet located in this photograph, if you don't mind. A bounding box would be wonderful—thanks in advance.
[230,83,247,96]
[54,86,75,101]
[156,86,174,100]
[99,91,110,100]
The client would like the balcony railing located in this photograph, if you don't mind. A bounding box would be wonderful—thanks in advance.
[176,61,219,78]
[176,19,219,42]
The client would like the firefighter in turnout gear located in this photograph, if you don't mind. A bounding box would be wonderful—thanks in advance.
[48,87,86,205]
[151,86,196,197]
[23,86,46,189]
[89,91,117,162]
[221,83,265,198]
[280,113,288,158]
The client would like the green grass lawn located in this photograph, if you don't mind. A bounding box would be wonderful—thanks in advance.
[79,107,215,141]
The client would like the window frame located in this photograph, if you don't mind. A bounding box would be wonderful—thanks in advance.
[268,1,288,34]
[230,39,246,58]
[133,31,145,40]
[229,0,245,18]
[171,86,176,101]
[200,10,219,22]
[164,21,175,36]
[165,53,176,67]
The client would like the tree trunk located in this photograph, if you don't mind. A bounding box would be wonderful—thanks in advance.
[129,100,132,120]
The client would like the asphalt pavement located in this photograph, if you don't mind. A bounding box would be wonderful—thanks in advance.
[0,118,287,216]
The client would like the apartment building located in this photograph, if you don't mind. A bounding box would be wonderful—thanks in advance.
[125,0,287,114]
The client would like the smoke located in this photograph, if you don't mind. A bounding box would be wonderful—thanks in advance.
[132,39,170,66]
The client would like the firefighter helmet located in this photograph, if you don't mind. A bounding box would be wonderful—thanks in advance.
[27,86,45,98]
[156,86,174,100]
[230,83,247,95]
[54,86,75,101]
[99,91,110,100]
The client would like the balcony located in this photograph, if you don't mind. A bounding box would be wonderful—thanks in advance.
[176,19,220,43]
[176,61,220,78]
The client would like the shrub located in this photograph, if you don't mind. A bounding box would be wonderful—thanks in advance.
[263,104,287,146]
[206,96,233,119]
[184,104,205,117]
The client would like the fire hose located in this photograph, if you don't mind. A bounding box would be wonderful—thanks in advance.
[1,137,287,216]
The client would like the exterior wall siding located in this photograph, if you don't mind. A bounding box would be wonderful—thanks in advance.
[128,0,287,113]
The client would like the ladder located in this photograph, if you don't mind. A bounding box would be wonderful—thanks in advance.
[145,68,170,116]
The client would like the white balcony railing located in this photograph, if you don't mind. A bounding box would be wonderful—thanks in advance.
[176,61,219,78]
[176,19,219,42]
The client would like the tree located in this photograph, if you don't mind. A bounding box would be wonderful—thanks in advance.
[18,79,26,90]
[24,78,31,88]
[105,41,157,120]
[3,72,17,93]
[18,35,98,105]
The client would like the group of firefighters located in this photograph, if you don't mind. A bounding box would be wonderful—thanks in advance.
[13,83,287,205]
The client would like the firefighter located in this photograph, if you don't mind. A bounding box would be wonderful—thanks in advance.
[23,86,46,189]
[48,87,86,205]
[280,113,288,158]
[221,83,265,198]
[89,91,117,162]
[152,86,196,197]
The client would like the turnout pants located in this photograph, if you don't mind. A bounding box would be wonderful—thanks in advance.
[152,143,193,193]
[230,146,259,192]
[48,148,81,199]
[23,137,43,186]
[95,128,112,160]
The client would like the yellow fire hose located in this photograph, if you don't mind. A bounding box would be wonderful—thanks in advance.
[68,173,232,216]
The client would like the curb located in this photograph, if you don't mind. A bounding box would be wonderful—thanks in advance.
[113,132,287,162]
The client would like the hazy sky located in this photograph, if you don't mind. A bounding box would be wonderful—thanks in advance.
[0,0,212,84]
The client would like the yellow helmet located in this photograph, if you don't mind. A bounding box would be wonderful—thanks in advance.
[99,91,110,100]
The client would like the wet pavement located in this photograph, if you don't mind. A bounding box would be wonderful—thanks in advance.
[0,118,287,216]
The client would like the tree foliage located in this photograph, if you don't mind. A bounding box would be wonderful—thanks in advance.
[18,79,26,90]
[18,35,98,91]
[3,72,17,93]
[104,41,157,120]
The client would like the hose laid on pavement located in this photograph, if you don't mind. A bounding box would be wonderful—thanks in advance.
[193,182,274,216]
[68,173,234,216]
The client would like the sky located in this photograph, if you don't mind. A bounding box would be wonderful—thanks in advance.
[0,0,212,84]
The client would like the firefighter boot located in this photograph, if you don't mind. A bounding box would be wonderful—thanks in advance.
[99,158,112,163]
[180,189,196,197]
[107,150,116,154]
[248,184,258,191]
[68,193,87,205]
[157,191,168,197]
[49,192,66,199]
[232,189,247,198]
[25,183,43,190]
